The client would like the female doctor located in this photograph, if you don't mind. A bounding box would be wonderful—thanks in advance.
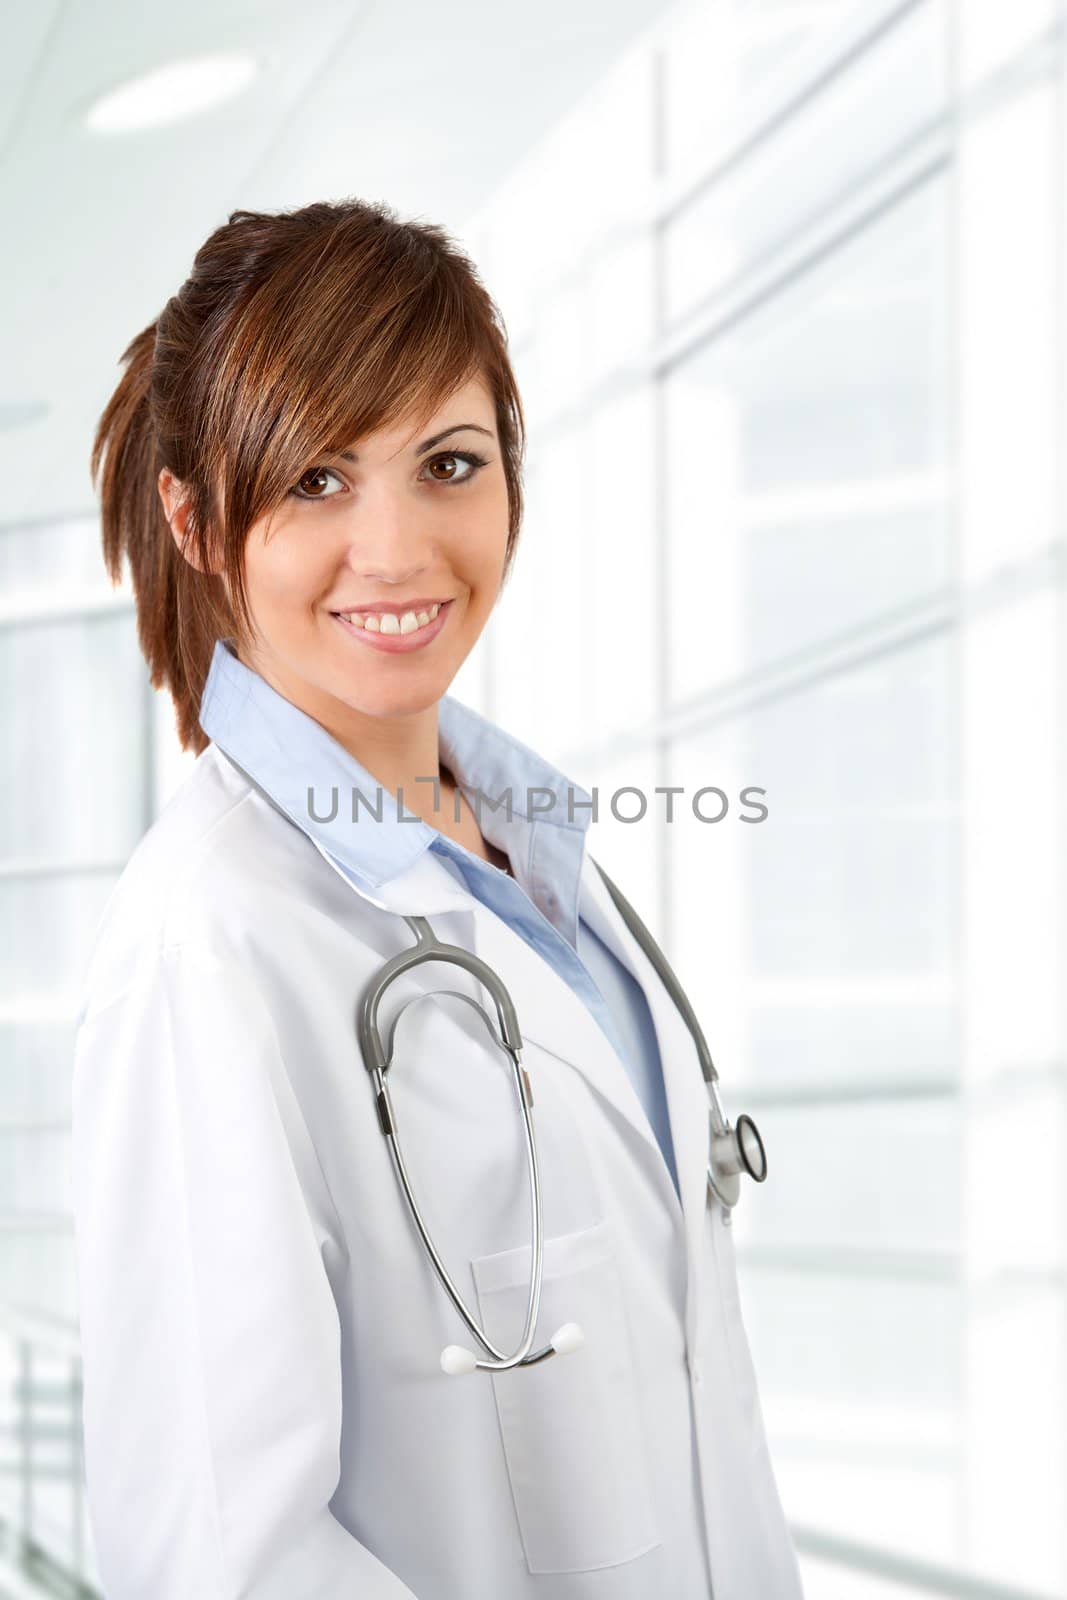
[72,197,805,1600]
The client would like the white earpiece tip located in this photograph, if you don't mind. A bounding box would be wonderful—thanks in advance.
[441,1344,478,1376]
[550,1322,584,1356]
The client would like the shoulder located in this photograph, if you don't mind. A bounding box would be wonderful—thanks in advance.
[77,744,375,1018]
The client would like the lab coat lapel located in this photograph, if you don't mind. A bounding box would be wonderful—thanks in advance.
[576,856,710,1358]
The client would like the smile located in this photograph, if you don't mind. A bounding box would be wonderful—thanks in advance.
[330,599,453,654]
[339,602,442,634]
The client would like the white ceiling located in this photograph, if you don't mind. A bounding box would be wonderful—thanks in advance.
[0,0,674,526]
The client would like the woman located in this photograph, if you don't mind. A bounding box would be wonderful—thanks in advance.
[72,198,804,1600]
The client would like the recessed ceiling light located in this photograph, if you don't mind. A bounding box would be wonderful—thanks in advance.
[85,53,258,135]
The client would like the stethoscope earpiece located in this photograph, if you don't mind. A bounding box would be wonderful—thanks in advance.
[441,1321,585,1378]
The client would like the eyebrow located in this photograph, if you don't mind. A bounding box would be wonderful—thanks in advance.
[338,423,494,463]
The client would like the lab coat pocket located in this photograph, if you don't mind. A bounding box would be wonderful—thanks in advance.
[471,1217,661,1575]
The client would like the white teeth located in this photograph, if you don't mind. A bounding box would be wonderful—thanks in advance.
[340,602,442,634]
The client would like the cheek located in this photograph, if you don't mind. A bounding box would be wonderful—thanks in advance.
[245,533,325,609]
[462,540,507,615]
[466,498,511,581]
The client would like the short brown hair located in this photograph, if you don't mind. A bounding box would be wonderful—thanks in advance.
[91,198,527,754]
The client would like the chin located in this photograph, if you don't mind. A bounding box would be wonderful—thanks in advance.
[330,673,450,719]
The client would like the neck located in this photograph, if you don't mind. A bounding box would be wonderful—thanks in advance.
[240,647,452,830]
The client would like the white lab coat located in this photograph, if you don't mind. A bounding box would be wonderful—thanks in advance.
[71,741,805,1600]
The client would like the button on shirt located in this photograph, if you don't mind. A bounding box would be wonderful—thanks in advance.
[198,638,680,1198]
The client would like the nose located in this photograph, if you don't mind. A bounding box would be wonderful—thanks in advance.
[357,563,428,588]
[339,484,437,588]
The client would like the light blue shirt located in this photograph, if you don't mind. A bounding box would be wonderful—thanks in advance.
[197,638,680,1197]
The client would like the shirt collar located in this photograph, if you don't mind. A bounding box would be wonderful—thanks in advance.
[197,637,594,909]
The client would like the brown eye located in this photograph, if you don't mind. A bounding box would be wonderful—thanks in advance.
[422,450,489,486]
[289,451,489,503]
[289,467,344,501]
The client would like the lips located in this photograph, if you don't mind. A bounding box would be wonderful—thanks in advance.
[331,598,451,617]
[331,597,453,654]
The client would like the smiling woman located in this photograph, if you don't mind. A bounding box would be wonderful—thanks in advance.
[75,194,802,1600]
[91,197,526,754]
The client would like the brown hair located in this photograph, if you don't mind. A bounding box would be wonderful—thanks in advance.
[90,197,527,755]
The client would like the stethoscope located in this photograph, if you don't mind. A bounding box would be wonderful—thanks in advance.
[208,747,767,1380]
[356,855,768,1379]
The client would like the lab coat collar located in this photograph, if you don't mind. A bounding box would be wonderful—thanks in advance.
[199,637,594,925]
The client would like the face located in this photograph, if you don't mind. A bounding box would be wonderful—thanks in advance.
[173,373,510,735]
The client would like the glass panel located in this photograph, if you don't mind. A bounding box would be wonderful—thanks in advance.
[665,176,950,702]
[663,2,947,322]
[797,1557,960,1600]
[493,434,590,753]
[664,0,913,181]
[962,1285,1066,1592]
[744,1270,961,1564]
[959,0,1059,87]
[0,1230,77,1321]
[0,1019,79,1120]
[0,1334,83,1574]
[586,384,658,740]
[0,614,146,862]
[0,1125,67,1212]
[959,79,1060,580]
[581,746,664,940]
[0,872,119,1004]
[960,584,1065,1591]
[961,590,1061,1081]
[0,514,114,603]
[668,634,956,1099]
[732,1095,962,1259]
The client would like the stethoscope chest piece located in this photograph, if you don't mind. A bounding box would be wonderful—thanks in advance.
[706,1086,768,1211]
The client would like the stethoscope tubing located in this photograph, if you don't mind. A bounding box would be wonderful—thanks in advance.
[362,914,571,1372]
[373,1046,555,1371]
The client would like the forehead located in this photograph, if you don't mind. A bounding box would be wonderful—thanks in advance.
[356,373,495,454]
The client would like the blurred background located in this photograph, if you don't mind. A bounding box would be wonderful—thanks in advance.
[2,0,1064,1595]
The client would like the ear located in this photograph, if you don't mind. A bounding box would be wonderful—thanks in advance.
[158,467,215,574]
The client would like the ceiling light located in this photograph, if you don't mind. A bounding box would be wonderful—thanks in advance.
[85,54,258,135]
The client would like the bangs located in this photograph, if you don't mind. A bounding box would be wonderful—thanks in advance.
[203,218,489,549]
